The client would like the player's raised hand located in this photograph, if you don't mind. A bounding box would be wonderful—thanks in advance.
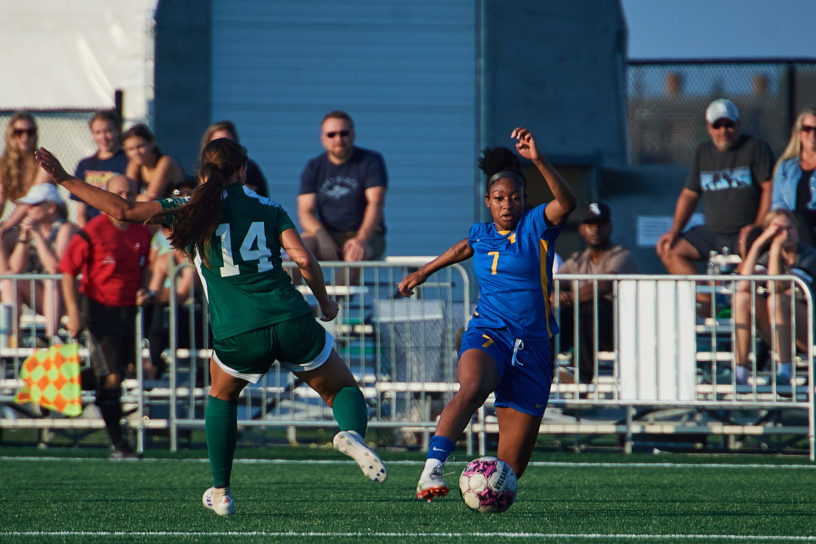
[511,127,542,163]
[34,148,71,183]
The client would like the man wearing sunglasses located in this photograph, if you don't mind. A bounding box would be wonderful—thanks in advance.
[657,98,774,304]
[297,111,388,274]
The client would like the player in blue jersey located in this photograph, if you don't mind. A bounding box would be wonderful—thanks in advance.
[398,126,576,501]
[35,140,387,516]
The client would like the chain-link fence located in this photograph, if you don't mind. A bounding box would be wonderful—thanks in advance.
[627,60,816,166]
[0,108,121,222]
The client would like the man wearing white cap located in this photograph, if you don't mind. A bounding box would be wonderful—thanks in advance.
[657,98,775,300]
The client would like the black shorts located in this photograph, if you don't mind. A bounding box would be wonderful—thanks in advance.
[84,297,137,378]
[681,225,740,260]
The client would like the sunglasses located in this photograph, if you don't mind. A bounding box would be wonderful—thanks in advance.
[325,130,350,139]
[800,125,816,133]
[12,128,36,137]
[711,120,735,130]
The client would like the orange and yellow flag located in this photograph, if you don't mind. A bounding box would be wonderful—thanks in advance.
[14,344,82,416]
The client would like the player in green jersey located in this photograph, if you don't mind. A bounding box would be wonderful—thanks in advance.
[36,139,386,516]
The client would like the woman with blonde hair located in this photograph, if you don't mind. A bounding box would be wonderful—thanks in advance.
[0,113,52,236]
[770,106,816,244]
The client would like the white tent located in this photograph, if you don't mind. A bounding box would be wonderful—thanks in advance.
[0,0,156,121]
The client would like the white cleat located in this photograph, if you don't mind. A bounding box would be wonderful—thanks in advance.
[333,430,388,482]
[202,486,236,516]
[416,462,449,501]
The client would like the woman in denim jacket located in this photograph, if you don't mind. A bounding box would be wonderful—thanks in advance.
[770,107,816,244]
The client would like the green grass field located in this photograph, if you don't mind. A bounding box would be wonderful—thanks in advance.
[3,443,816,544]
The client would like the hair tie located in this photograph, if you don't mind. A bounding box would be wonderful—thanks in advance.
[488,170,526,187]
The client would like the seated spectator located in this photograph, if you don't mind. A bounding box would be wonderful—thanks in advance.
[123,124,186,201]
[0,112,54,244]
[554,202,638,383]
[72,110,129,227]
[200,120,268,196]
[770,107,816,246]
[297,111,387,284]
[656,99,774,310]
[0,183,76,343]
[733,209,816,386]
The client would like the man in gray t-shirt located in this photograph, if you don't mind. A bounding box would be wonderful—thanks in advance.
[656,98,774,278]
[555,202,638,383]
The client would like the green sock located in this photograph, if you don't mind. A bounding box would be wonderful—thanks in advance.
[332,386,368,436]
[205,396,238,488]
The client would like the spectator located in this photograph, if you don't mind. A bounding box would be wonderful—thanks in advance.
[555,202,638,384]
[769,107,816,246]
[72,110,129,227]
[733,209,816,386]
[0,112,53,241]
[123,123,186,201]
[58,175,152,459]
[297,111,387,280]
[656,99,774,307]
[0,183,77,343]
[200,121,268,196]
[734,209,816,385]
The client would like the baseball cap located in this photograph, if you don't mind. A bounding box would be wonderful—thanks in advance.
[705,98,739,125]
[579,202,611,223]
[17,183,63,205]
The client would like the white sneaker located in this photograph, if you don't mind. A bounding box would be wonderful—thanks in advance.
[416,461,449,501]
[332,430,388,482]
[202,486,236,516]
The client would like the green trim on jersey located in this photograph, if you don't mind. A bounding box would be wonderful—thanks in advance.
[157,184,312,340]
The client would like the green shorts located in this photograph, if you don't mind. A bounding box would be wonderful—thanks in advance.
[212,314,333,383]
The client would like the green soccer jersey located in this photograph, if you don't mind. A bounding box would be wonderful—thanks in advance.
[158,184,312,340]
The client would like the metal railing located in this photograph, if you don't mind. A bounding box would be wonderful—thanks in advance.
[1,268,813,459]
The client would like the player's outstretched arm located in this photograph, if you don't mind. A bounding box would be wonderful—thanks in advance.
[511,127,576,225]
[398,238,473,297]
[35,147,161,224]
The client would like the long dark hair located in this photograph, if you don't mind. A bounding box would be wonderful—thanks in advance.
[158,138,248,268]
[477,147,525,193]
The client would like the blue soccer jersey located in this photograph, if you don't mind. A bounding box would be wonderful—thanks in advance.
[467,203,561,341]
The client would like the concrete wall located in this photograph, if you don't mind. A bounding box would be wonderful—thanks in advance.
[153,0,212,175]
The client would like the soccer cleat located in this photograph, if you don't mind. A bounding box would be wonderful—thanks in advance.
[202,486,236,516]
[109,445,141,460]
[416,462,449,501]
[332,430,388,482]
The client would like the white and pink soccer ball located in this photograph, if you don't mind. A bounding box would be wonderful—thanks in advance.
[458,456,518,513]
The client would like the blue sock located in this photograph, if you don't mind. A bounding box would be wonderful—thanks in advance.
[427,435,455,463]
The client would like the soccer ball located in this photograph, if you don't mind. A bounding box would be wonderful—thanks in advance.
[458,456,518,513]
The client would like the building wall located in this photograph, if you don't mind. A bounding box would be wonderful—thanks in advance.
[153,0,212,175]
[152,0,629,256]
[482,0,628,165]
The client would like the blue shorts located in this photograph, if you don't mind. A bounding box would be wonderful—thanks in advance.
[458,327,553,417]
